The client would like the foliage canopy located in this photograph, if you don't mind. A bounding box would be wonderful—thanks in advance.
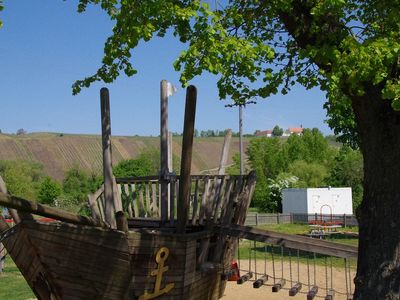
[74,0,399,146]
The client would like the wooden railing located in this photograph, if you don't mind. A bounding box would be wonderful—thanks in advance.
[88,172,256,229]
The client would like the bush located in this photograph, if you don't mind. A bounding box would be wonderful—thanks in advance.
[38,177,62,205]
[0,160,44,200]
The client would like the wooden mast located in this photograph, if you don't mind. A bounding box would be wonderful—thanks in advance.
[217,129,232,175]
[100,88,116,228]
[160,80,169,225]
[177,85,197,233]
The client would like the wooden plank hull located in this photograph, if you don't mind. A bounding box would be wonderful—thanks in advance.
[3,221,227,300]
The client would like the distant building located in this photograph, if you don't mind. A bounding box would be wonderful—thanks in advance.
[282,187,353,215]
[287,127,304,135]
[255,130,273,137]
[255,126,304,137]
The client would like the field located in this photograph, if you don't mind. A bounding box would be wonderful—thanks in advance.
[0,259,34,300]
[0,133,249,181]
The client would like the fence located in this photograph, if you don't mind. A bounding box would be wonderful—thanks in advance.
[245,213,358,227]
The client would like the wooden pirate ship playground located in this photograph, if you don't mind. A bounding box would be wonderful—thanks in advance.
[0,83,358,300]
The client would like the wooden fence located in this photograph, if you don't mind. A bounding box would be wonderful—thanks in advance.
[244,213,358,227]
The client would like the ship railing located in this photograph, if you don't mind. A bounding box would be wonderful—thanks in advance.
[88,172,256,231]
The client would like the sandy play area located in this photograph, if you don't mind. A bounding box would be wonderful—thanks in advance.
[221,259,355,300]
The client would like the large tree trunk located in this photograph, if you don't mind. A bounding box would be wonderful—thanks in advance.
[351,85,400,299]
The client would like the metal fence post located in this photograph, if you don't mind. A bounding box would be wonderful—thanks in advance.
[343,214,347,228]
[255,213,258,226]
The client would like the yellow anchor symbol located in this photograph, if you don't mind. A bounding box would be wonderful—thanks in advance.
[139,247,175,300]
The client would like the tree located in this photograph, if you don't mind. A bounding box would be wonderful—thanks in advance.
[38,176,62,205]
[247,137,287,208]
[0,160,44,200]
[62,168,91,202]
[287,160,328,188]
[73,1,400,297]
[272,125,283,137]
[327,146,364,211]
[285,128,334,165]
[113,154,156,178]
[16,128,26,135]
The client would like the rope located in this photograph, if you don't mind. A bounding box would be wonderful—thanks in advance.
[271,245,276,284]
[248,241,252,274]
[313,252,317,286]
[280,246,284,279]
[307,253,310,289]
[297,249,300,283]
[253,241,257,279]
[330,256,333,290]
[325,256,328,292]
[264,245,267,275]
[0,244,6,259]
[344,258,349,297]
[289,248,293,287]
[0,226,17,244]
[237,239,241,271]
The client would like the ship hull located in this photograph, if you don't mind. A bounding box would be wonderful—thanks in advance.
[3,220,227,300]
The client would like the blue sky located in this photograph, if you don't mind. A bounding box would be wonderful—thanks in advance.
[0,1,332,136]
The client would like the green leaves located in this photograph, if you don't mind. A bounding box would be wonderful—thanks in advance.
[73,0,400,144]
[0,0,4,28]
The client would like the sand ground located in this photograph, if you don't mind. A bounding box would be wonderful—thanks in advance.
[221,259,355,300]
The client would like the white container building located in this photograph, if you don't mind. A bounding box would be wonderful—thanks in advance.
[282,187,353,215]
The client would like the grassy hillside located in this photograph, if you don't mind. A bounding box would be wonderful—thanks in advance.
[0,133,249,180]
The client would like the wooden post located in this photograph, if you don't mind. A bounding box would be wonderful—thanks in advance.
[0,214,9,274]
[168,131,173,172]
[100,88,116,228]
[0,175,20,224]
[344,213,347,228]
[255,213,259,226]
[177,85,197,233]
[239,105,244,175]
[87,185,104,220]
[167,131,173,219]
[218,129,232,175]
[0,192,109,228]
[160,80,169,224]
[115,211,129,233]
